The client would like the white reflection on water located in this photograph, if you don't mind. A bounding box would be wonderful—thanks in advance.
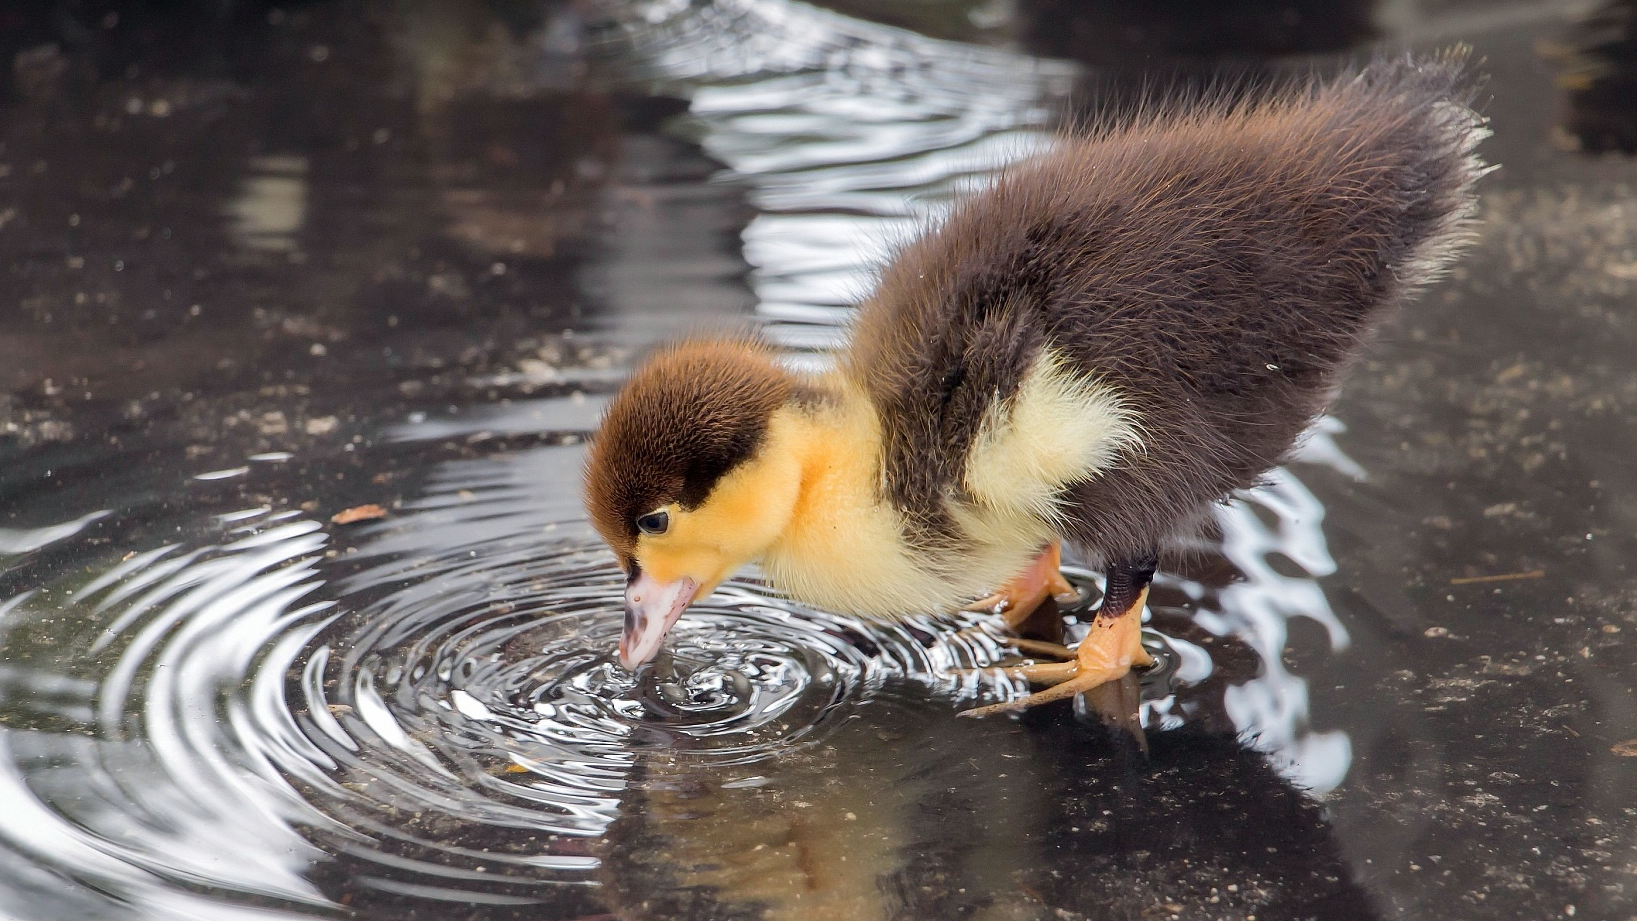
[0,518,339,920]
[0,734,323,921]
[601,0,1076,348]
[0,510,109,556]
[1218,465,1352,794]
[225,155,309,254]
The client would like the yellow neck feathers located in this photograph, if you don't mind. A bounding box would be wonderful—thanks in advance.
[760,384,1008,617]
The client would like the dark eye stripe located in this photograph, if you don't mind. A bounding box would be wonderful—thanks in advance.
[636,511,669,535]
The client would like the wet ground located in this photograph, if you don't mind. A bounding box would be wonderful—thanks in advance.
[1,0,1636,918]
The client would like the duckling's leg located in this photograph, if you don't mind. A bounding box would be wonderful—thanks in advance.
[964,542,1077,630]
[959,554,1157,718]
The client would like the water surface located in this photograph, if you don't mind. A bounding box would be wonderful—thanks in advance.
[1,1,1635,919]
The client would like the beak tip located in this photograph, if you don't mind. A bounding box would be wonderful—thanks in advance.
[617,574,699,673]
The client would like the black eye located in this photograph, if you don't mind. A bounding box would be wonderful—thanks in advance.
[636,511,669,535]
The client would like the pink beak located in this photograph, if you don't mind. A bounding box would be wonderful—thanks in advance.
[618,571,699,669]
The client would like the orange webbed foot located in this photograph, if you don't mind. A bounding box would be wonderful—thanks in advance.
[960,555,1158,718]
[963,542,1077,630]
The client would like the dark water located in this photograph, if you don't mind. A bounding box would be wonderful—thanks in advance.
[2,0,1636,918]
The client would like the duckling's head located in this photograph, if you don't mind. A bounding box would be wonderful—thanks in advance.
[584,340,808,669]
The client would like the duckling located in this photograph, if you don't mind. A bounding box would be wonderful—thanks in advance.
[584,54,1487,715]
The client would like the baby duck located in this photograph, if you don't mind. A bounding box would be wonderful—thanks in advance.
[584,54,1487,715]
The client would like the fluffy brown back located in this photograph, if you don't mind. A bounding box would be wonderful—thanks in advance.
[846,51,1488,560]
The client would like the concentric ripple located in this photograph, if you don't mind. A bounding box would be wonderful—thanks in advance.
[295,521,1019,857]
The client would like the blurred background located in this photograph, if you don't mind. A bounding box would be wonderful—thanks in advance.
[1,0,1636,919]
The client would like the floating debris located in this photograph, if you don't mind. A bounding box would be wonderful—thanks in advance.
[330,504,387,525]
[1449,570,1546,586]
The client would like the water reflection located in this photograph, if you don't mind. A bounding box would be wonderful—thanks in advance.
[599,0,1077,348]
[227,155,309,253]
[0,525,334,920]
[1215,458,1353,794]
[0,510,109,556]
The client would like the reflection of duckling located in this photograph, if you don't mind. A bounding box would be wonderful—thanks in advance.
[596,694,1050,921]
[584,54,1487,714]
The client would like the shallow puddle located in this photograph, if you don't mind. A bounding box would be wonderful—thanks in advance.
[2,1,1636,919]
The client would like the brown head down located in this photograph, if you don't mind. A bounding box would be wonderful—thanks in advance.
[583,339,795,573]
